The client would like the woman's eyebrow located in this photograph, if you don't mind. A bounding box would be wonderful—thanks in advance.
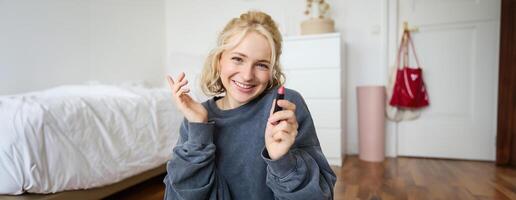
[232,52,271,64]
[232,52,248,58]
[257,59,271,64]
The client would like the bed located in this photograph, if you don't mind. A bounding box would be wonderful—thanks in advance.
[0,83,182,195]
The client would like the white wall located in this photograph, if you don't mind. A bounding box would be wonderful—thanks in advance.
[165,0,393,156]
[0,0,396,156]
[165,0,304,88]
[333,0,388,155]
[0,0,165,95]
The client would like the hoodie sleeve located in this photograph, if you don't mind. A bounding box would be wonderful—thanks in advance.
[261,90,337,200]
[163,119,231,200]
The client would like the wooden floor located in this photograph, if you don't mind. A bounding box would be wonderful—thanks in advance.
[333,156,516,200]
[104,156,516,200]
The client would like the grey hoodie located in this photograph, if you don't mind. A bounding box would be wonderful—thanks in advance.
[164,87,336,200]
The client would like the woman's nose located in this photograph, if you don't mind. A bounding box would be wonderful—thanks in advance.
[240,64,254,81]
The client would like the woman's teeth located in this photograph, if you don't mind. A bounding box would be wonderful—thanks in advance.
[233,80,253,89]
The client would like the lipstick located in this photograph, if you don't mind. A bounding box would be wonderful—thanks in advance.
[273,86,285,113]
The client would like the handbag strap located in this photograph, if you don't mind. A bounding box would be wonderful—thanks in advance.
[405,31,422,68]
[395,31,406,69]
[395,30,422,69]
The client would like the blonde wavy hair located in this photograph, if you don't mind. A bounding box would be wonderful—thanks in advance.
[200,11,285,96]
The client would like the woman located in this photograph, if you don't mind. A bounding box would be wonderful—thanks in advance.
[164,11,336,200]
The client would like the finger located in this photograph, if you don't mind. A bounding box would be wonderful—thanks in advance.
[176,72,186,83]
[168,75,187,100]
[167,73,187,91]
[173,78,189,94]
[268,110,296,124]
[177,78,189,88]
[272,131,290,142]
[273,120,290,132]
[274,120,297,136]
[265,129,274,139]
[277,99,296,111]
[167,74,175,84]
[175,86,189,99]
[171,72,186,94]
[181,87,190,93]
[166,75,175,88]
[272,132,282,141]
[269,99,276,117]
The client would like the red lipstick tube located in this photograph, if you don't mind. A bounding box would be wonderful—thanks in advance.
[273,86,285,113]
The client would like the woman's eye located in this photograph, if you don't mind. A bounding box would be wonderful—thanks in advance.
[231,57,243,63]
[257,63,269,70]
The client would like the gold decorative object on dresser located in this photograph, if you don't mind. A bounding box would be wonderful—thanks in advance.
[301,0,335,35]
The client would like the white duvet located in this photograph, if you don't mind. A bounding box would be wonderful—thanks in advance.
[0,84,182,194]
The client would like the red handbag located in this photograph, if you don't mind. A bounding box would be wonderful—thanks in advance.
[389,30,429,108]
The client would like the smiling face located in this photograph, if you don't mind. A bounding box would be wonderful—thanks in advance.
[218,31,272,109]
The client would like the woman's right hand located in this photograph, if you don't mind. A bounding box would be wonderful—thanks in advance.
[167,72,208,123]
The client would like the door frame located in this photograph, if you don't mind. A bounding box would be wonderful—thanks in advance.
[383,0,400,157]
[496,0,516,166]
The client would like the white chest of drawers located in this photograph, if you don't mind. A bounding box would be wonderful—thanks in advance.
[281,33,345,166]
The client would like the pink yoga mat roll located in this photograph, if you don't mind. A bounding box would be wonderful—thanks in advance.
[357,86,386,162]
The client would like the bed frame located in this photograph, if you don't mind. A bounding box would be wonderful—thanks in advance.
[0,164,166,200]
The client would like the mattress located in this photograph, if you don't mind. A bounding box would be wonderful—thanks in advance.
[0,84,182,194]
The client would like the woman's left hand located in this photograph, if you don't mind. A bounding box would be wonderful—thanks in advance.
[265,99,299,160]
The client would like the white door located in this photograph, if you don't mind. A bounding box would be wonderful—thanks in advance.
[396,0,500,160]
